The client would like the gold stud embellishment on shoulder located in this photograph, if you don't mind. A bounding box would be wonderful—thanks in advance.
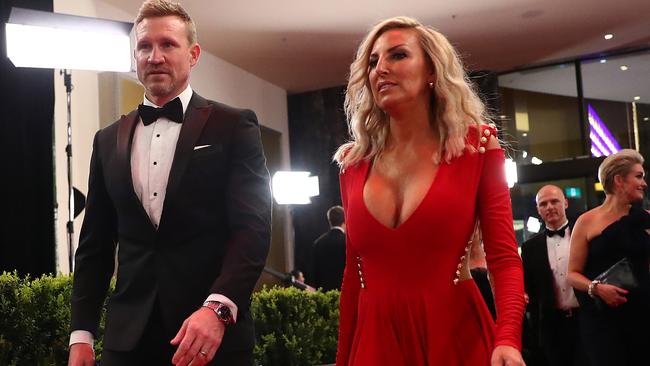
[478,146,486,154]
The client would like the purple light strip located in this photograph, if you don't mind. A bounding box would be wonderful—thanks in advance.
[588,104,621,153]
[590,131,612,156]
[591,146,603,157]
[589,118,619,154]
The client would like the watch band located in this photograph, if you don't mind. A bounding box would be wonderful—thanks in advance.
[202,301,234,325]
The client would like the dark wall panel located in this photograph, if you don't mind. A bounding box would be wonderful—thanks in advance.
[288,86,348,283]
[0,0,56,276]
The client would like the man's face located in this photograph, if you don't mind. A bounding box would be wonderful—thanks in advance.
[536,186,568,229]
[134,16,199,105]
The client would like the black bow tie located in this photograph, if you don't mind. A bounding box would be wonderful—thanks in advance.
[138,97,183,126]
[546,224,569,238]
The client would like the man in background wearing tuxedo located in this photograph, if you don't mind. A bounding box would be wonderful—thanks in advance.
[312,205,346,291]
[521,185,588,366]
[68,1,271,365]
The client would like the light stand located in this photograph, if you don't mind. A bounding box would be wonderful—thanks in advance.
[5,7,132,272]
[62,69,75,271]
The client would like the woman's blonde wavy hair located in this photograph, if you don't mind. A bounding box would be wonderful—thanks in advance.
[334,16,488,168]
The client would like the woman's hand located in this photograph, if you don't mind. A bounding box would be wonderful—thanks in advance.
[491,345,525,366]
[595,283,628,307]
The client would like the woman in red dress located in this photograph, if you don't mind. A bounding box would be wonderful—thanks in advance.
[333,16,525,366]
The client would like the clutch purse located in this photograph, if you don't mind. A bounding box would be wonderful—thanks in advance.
[594,257,638,290]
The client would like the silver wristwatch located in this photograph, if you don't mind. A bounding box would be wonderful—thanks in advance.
[202,301,234,325]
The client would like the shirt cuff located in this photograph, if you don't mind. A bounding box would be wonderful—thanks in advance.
[69,330,94,347]
[205,293,238,323]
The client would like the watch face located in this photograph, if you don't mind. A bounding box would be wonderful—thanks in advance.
[217,305,231,319]
[216,304,233,323]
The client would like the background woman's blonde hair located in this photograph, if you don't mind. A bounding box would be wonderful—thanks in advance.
[598,149,644,194]
[334,16,489,168]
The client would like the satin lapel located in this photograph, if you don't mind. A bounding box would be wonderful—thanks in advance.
[163,94,211,209]
[117,110,157,231]
[536,234,556,303]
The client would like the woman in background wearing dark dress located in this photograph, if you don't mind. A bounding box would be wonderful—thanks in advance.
[568,149,650,366]
[333,16,525,366]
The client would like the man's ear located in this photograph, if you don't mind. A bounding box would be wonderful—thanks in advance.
[564,198,569,209]
[189,43,201,67]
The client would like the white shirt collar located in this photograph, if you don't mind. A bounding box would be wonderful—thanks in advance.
[143,84,193,115]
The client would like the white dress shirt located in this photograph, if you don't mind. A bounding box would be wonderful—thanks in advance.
[546,221,579,310]
[70,85,237,347]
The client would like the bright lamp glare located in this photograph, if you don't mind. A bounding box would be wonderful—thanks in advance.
[272,171,319,205]
[505,158,517,188]
[526,217,541,233]
[6,23,131,71]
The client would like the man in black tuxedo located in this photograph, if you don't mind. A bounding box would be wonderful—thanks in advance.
[68,1,271,365]
[521,185,587,366]
[312,205,346,291]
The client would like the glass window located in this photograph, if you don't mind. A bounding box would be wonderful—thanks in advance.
[498,64,584,165]
[581,50,650,159]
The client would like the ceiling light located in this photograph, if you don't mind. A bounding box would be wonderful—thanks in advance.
[634,96,641,101]
[499,115,507,119]
[620,65,629,71]
[599,59,607,64]
[531,157,543,165]
[644,117,649,122]
[604,34,613,40]
[522,133,528,137]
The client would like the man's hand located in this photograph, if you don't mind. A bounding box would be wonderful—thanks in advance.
[491,345,525,366]
[68,343,94,366]
[171,307,226,366]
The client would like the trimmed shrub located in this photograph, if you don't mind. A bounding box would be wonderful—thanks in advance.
[0,272,112,366]
[0,273,339,366]
[252,286,339,366]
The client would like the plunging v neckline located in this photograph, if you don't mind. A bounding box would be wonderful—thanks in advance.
[361,158,444,231]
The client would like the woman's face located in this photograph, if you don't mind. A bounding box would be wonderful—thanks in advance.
[368,28,433,113]
[618,163,647,202]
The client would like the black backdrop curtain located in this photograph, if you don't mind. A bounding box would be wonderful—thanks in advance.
[0,0,56,276]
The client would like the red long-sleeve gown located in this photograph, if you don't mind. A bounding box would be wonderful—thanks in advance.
[336,125,525,366]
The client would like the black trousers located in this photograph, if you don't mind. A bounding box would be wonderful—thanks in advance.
[541,309,589,366]
[100,303,253,366]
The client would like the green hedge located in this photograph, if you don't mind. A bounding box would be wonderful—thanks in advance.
[253,287,339,365]
[0,272,339,366]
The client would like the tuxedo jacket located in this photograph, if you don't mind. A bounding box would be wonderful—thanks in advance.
[521,225,573,343]
[312,228,346,291]
[70,93,272,352]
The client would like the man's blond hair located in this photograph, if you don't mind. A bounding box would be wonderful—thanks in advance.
[135,0,197,45]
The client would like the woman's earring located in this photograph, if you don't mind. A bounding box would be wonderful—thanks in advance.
[428,82,434,89]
